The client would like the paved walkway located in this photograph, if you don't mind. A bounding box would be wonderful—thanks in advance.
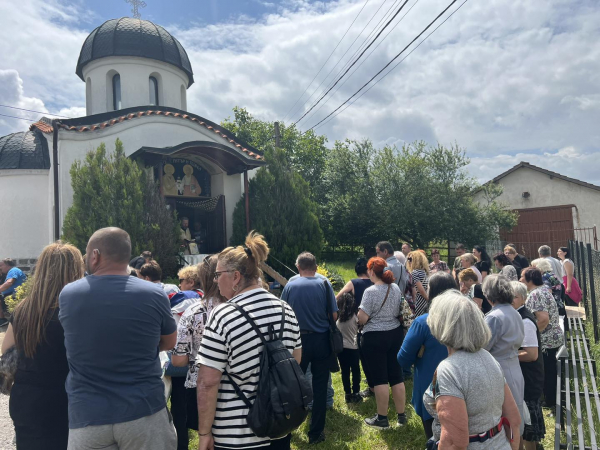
[0,328,16,449]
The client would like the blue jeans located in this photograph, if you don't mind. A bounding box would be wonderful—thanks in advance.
[305,364,334,408]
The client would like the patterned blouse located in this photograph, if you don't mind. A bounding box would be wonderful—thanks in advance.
[542,271,564,310]
[429,260,449,273]
[526,286,563,350]
[174,297,216,388]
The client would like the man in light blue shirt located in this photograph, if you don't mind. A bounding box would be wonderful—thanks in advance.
[0,258,27,327]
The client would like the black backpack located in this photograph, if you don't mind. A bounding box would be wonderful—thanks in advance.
[225,300,313,439]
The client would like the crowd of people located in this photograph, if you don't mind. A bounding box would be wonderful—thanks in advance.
[0,231,582,450]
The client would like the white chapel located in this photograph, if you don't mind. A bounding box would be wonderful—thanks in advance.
[0,17,265,266]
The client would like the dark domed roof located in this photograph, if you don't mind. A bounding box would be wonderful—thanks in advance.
[0,129,50,170]
[76,17,194,86]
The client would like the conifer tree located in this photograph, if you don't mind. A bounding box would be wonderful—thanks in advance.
[62,139,180,275]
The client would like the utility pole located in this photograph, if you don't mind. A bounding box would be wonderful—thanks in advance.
[274,121,281,148]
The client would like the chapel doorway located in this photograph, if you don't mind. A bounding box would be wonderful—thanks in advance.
[170,196,226,254]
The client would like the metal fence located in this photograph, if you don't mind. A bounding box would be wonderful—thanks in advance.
[569,240,600,342]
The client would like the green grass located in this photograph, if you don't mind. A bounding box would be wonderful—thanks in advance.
[324,261,357,286]
[189,369,426,449]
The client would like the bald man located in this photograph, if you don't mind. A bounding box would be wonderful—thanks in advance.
[59,227,177,450]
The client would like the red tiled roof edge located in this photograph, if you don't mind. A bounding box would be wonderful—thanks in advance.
[55,110,264,161]
[30,121,54,134]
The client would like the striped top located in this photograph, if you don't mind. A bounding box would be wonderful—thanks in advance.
[198,288,302,449]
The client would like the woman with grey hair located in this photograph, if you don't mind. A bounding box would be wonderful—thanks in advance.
[511,281,546,449]
[424,290,521,449]
[483,275,525,436]
[460,253,482,283]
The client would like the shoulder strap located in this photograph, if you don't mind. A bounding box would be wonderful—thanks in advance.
[224,299,287,409]
[324,280,336,328]
[366,284,391,324]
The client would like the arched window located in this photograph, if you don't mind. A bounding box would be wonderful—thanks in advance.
[112,74,121,110]
[149,76,159,106]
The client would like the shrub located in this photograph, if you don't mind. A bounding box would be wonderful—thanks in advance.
[5,278,33,314]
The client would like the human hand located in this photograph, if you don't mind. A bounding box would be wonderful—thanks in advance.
[198,433,214,450]
[566,287,572,294]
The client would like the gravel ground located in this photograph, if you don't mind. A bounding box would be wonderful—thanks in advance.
[0,329,16,450]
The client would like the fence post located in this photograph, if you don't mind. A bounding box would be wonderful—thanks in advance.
[580,241,588,305]
[586,243,599,342]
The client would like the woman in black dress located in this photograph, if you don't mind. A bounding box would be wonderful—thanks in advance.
[472,245,491,280]
[1,241,85,449]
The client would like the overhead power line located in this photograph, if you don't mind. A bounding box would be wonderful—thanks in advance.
[292,0,410,127]
[282,0,371,123]
[307,0,468,132]
[0,104,71,119]
[0,113,38,123]
[301,0,421,128]
[288,0,395,123]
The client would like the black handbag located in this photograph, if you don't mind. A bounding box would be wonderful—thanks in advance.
[325,280,344,356]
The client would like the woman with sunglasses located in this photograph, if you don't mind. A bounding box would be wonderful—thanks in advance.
[196,232,302,450]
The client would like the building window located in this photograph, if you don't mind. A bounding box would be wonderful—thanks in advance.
[112,74,121,110]
[149,76,159,106]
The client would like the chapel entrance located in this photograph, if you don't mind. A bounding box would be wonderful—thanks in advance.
[168,195,226,253]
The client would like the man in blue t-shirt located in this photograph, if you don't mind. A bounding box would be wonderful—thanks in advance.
[281,252,337,445]
[0,258,27,327]
[59,227,177,450]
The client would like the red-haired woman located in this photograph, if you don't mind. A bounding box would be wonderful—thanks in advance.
[357,257,406,429]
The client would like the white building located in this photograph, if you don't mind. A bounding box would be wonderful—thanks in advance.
[474,161,600,258]
[0,18,265,269]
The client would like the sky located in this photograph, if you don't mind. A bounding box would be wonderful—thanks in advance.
[0,0,599,184]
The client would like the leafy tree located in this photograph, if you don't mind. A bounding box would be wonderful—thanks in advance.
[221,107,329,197]
[230,146,323,268]
[320,139,382,251]
[62,139,180,276]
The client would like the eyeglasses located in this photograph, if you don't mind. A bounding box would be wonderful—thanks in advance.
[213,270,234,280]
[179,279,187,283]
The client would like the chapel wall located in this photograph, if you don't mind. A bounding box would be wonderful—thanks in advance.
[0,171,50,262]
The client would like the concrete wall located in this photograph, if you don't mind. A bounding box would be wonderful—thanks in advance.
[0,169,51,262]
[83,56,189,115]
[56,116,244,245]
[474,166,600,230]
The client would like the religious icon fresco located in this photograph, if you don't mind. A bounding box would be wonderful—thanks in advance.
[160,158,211,198]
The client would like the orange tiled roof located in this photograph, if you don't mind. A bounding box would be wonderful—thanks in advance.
[30,119,54,134]
[52,110,263,161]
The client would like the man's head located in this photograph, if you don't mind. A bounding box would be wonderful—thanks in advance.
[455,243,466,256]
[507,243,518,254]
[140,261,162,282]
[85,227,131,274]
[376,241,395,259]
[295,252,317,275]
[401,243,411,256]
[0,258,16,274]
[181,217,189,229]
[538,245,552,258]
[141,251,152,262]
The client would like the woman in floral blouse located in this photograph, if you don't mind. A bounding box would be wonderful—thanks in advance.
[428,248,450,274]
[172,255,226,434]
[521,267,564,409]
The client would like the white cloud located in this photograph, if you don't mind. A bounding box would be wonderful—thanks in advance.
[1,0,599,186]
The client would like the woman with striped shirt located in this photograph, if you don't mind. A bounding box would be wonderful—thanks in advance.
[197,232,302,450]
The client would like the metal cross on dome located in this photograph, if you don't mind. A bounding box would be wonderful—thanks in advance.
[126,0,147,19]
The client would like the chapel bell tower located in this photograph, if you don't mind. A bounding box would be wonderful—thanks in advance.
[75,18,194,115]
